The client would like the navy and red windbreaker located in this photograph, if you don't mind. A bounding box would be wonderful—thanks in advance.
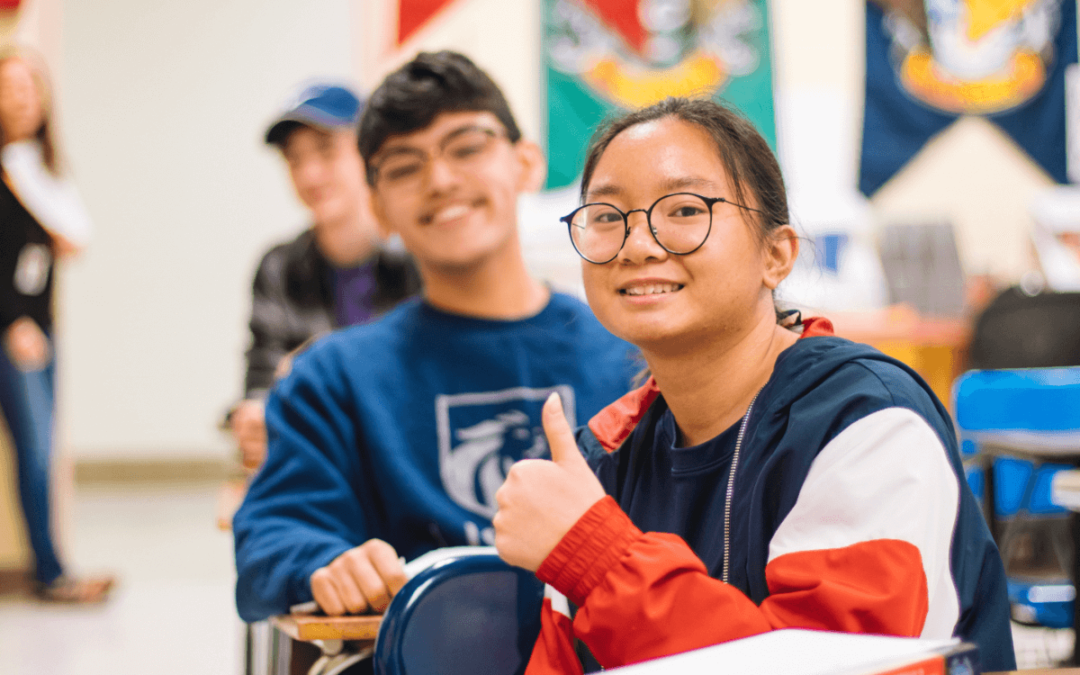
[526,322,1015,673]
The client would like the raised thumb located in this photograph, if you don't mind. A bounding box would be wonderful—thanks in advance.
[543,392,585,468]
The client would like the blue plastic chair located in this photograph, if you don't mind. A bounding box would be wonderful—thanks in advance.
[953,367,1080,629]
[373,549,546,675]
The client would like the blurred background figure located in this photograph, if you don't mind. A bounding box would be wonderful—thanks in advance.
[226,83,419,472]
[0,45,110,603]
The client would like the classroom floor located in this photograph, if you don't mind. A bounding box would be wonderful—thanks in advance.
[0,479,244,674]
[0,478,1073,674]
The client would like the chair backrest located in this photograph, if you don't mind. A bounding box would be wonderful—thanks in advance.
[969,288,1080,370]
[373,550,545,675]
[953,367,1080,442]
[951,367,1080,630]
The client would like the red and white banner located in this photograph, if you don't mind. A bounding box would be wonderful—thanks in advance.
[397,0,458,45]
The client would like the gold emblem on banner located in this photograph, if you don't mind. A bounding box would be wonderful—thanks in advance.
[883,0,1059,114]
[549,0,760,108]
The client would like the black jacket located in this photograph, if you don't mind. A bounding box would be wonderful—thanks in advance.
[244,229,420,397]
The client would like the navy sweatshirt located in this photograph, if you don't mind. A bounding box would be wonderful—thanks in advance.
[233,293,639,621]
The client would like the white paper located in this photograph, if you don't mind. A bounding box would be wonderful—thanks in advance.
[607,629,960,675]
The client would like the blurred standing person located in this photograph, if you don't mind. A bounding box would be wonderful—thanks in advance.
[0,46,110,602]
[228,83,420,471]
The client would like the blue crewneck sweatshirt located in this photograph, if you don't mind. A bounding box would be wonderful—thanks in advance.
[233,292,639,621]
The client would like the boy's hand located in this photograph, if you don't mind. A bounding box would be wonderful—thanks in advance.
[493,393,605,572]
[230,399,267,472]
[310,539,407,615]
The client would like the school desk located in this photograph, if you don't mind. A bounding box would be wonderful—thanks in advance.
[264,612,382,675]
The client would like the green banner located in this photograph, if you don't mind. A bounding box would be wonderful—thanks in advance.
[544,0,776,190]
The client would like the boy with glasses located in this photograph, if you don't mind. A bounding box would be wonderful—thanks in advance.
[233,52,638,621]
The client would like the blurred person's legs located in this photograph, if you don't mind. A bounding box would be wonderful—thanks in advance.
[0,344,62,585]
[0,344,112,602]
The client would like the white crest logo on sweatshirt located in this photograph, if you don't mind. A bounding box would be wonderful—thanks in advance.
[436,385,576,519]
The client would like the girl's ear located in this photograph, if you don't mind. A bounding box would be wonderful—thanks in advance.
[514,139,547,193]
[762,225,798,290]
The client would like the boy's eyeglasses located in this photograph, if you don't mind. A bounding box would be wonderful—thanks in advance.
[559,192,765,264]
[369,126,506,189]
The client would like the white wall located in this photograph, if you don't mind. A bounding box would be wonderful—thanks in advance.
[57,0,355,458]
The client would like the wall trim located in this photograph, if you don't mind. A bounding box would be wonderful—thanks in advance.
[74,457,234,484]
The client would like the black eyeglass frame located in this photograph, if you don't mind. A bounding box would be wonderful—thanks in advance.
[559,192,767,264]
[367,125,507,186]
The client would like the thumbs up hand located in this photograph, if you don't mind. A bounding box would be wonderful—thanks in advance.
[494,392,607,572]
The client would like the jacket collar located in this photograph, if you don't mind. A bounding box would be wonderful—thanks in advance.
[586,317,836,452]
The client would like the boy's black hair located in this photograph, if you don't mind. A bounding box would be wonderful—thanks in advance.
[358,50,522,184]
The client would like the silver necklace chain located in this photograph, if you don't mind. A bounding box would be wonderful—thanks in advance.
[722,393,759,584]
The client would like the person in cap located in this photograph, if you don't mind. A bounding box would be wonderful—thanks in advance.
[232,52,639,623]
[228,83,420,471]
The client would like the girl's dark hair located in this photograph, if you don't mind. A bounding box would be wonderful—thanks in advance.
[0,45,60,175]
[580,97,788,245]
[359,51,522,183]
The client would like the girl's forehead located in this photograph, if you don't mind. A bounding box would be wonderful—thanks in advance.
[617,117,669,141]
[607,119,723,166]
[591,118,730,191]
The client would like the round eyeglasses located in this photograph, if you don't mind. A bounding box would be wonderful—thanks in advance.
[559,192,765,264]
[368,126,506,189]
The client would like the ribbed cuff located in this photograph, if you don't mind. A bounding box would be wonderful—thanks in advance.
[537,496,642,607]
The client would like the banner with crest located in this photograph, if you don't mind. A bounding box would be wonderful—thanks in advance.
[860,0,1078,195]
[543,0,776,190]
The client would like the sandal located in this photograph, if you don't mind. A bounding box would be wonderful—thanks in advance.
[33,575,115,604]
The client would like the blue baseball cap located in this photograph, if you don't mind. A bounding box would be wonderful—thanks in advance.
[265,83,363,146]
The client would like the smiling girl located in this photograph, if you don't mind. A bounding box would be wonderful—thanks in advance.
[492,98,1014,673]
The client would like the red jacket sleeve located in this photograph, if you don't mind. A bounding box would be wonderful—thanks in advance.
[527,497,928,672]
[526,593,584,675]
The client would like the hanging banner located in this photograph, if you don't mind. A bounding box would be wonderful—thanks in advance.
[543,0,777,190]
[860,0,1078,196]
[359,0,464,84]
[397,0,458,46]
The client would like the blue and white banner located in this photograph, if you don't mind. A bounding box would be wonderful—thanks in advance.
[860,0,1078,195]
